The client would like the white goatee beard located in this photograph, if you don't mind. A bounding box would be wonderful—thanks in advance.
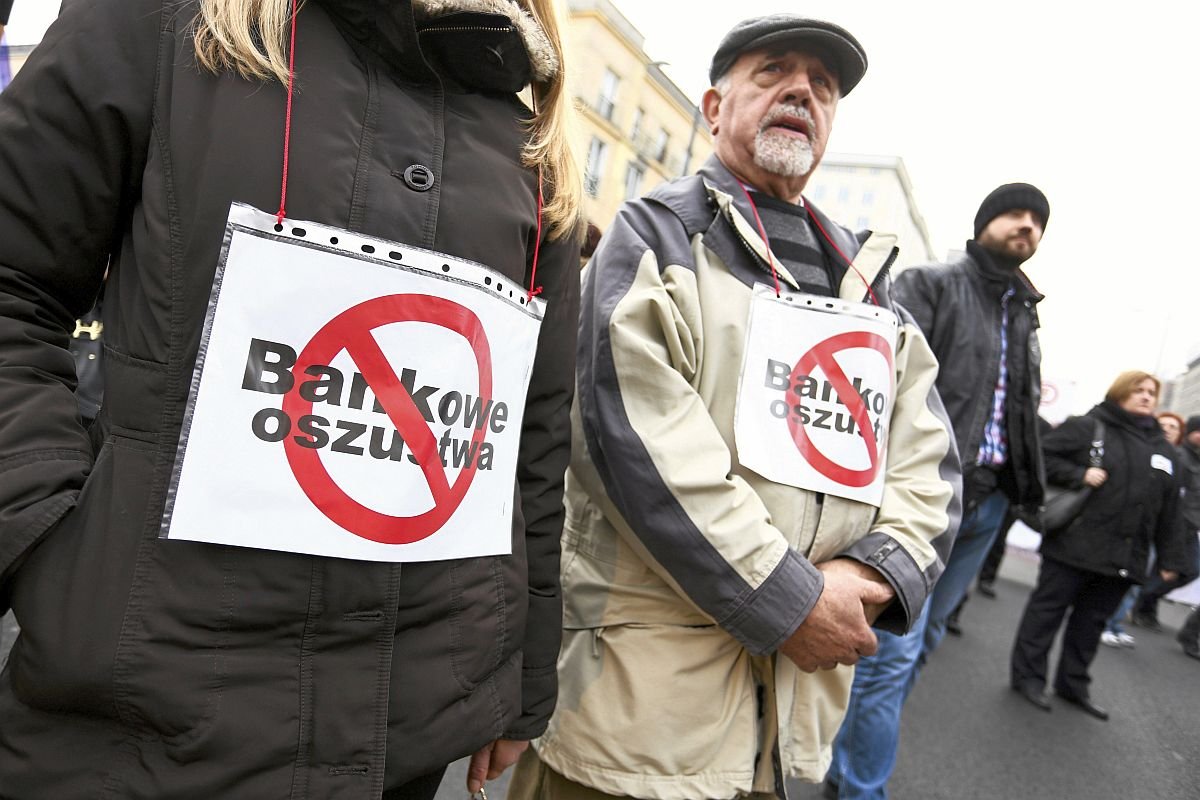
[753,105,816,178]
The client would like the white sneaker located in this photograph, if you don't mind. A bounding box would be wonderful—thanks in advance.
[1100,631,1122,648]
[1117,632,1136,648]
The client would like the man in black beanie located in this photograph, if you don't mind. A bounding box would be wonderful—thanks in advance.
[827,183,1048,797]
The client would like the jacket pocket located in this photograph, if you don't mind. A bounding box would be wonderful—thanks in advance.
[448,556,508,691]
[7,436,147,721]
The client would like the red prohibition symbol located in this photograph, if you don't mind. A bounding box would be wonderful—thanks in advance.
[786,331,894,488]
[282,294,492,544]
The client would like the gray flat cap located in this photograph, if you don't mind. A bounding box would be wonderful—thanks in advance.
[709,15,868,95]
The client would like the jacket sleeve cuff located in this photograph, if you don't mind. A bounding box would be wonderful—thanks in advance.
[501,662,558,740]
[722,548,824,657]
[838,532,929,634]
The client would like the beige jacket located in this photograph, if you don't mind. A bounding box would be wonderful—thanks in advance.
[532,157,961,799]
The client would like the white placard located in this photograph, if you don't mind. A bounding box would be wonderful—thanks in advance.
[735,285,898,507]
[163,204,544,562]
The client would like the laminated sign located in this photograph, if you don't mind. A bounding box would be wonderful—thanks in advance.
[163,204,544,561]
[735,285,897,507]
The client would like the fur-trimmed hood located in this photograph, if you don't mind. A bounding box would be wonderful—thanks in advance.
[413,0,558,81]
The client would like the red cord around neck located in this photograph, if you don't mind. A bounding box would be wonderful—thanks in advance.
[737,182,782,297]
[276,0,299,226]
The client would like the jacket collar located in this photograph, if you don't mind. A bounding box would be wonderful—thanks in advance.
[318,0,556,86]
[696,155,896,302]
[964,240,1045,305]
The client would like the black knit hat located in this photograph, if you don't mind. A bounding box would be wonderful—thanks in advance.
[709,15,868,96]
[973,183,1050,239]
[1187,415,1200,435]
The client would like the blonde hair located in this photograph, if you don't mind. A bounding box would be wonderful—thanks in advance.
[1105,370,1161,405]
[193,0,581,240]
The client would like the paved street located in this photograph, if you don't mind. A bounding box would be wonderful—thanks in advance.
[3,547,1197,799]
[436,547,1200,799]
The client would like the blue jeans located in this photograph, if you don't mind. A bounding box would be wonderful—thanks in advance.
[919,490,1011,663]
[827,603,929,799]
[826,490,1010,799]
[1105,586,1139,634]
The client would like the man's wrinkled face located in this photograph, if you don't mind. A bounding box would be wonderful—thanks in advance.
[703,47,840,194]
[978,209,1044,262]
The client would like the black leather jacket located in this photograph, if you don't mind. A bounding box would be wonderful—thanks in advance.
[893,241,1045,512]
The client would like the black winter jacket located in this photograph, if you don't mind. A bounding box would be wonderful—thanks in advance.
[1041,402,1188,581]
[0,1,577,797]
[1177,443,1200,582]
[893,241,1045,512]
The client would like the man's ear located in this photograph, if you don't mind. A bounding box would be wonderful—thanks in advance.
[701,87,722,135]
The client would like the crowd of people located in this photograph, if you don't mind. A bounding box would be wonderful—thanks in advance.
[0,3,1196,800]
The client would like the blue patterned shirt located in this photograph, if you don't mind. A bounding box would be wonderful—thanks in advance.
[977,288,1015,466]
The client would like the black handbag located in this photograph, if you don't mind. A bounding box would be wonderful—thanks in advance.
[1041,419,1104,535]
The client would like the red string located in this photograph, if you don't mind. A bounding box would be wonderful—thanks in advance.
[528,175,545,300]
[276,0,299,226]
[737,183,782,298]
[804,203,880,306]
[527,91,544,300]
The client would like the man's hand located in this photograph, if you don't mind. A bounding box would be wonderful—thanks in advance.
[467,739,528,795]
[1082,467,1108,488]
[1161,569,1179,583]
[778,559,895,672]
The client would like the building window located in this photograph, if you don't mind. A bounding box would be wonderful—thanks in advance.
[862,190,875,206]
[856,216,870,229]
[624,162,645,200]
[584,137,609,197]
[654,129,670,162]
[838,186,851,202]
[631,107,644,140]
[810,185,827,201]
[597,69,619,121]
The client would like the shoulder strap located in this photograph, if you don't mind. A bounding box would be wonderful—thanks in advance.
[1088,420,1105,468]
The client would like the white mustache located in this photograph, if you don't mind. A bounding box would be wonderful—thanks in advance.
[759,105,815,134]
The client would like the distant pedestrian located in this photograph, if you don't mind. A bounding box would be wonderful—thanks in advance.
[1166,415,1200,657]
[0,0,10,42]
[1011,371,1191,720]
[1101,409,1195,643]
[829,183,1048,797]
[1157,411,1186,448]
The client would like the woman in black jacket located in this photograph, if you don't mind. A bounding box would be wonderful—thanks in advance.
[1010,370,1187,720]
[0,1,580,798]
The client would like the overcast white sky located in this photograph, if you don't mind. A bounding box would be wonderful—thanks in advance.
[7,1,1198,413]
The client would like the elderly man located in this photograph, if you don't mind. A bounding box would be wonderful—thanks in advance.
[507,15,959,800]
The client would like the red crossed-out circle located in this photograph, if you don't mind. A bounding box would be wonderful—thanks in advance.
[1041,381,1059,406]
[785,331,894,488]
[281,294,492,544]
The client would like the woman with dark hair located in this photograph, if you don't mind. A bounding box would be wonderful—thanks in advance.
[1010,371,1189,719]
[0,0,581,797]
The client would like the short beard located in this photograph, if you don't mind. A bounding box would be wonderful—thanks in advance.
[983,235,1036,266]
[753,105,815,178]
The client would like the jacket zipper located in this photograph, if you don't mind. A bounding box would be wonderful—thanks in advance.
[418,24,513,34]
